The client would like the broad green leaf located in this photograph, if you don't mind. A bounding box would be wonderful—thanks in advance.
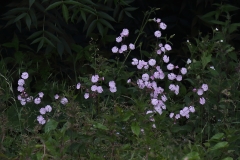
[210,133,224,140]
[222,157,233,160]
[209,20,225,25]
[14,13,27,23]
[99,18,114,30]
[86,19,97,37]
[200,11,216,19]
[220,4,239,12]
[228,23,240,34]
[28,31,43,39]
[29,0,35,8]
[37,38,44,52]
[44,119,59,133]
[98,11,115,21]
[62,4,69,23]
[210,142,228,150]
[97,21,104,37]
[93,123,108,130]
[131,122,140,137]
[61,121,71,133]
[184,152,201,160]
[25,14,31,30]
[201,54,211,69]
[121,112,133,121]
[46,1,62,11]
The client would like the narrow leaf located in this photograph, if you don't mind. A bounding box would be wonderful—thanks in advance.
[28,31,43,39]
[131,122,140,137]
[62,4,69,23]
[46,1,62,11]
[98,18,114,30]
[25,14,31,30]
[14,13,27,23]
[97,21,104,37]
[98,11,115,21]
[86,19,97,37]
[37,38,44,52]
[29,0,35,8]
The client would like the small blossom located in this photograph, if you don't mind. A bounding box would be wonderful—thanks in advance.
[187,59,192,64]
[169,113,174,118]
[160,22,167,30]
[180,67,187,75]
[21,72,29,79]
[156,18,161,23]
[76,83,81,89]
[163,55,169,63]
[112,46,118,53]
[109,86,117,93]
[189,106,195,113]
[148,59,156,66]
[20,100,26,106]
[60,97,68,105]
[84,93,89,99]
[109,81,116,87]
[129,43,135,50]
[97,86,103,93]
[45,105,52,112]
[40,108,46,115]
[167,63,174,70]
[164,44,172,51]
[91,85,98,92]
[157,49,162,55]
[116,36,122,43]
[34,97,41,104]
[38,92,44,98]
[200,97,206,105]
[176,75,182,81]
[154,30,161,38]
[201,84,208,91]
[120,45,127,52]
[54,94,59,100]
[132,58,138,65]
[210,66,215,70]
[91,75,99,83]
[168,73,176,80]
[37,115,46,125]
[142,73,149,82]
[127,79,131,83]
[118,49,123,54]
[121,29,129,37]
[175,114,180,119]
[151,99,158,105]
[18,79,25,86]
[197,89,204,96]
[17,86,24,92]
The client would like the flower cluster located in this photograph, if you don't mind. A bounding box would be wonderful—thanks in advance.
[37,105,52,125]
[112,28,135,53]
[193,84,208,105]
[17,72,33,105]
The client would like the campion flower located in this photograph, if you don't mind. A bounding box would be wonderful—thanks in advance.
[26,96,33,102]
[54,94,59,100]
[142,73,149,81]
[157,49,162,55]
[154,105,162,115]
[109,86,117,93]
[164,44,172,51]
[38,92,44,98]
[180,67,187,75]
[120,45,127,52]
[132,58,138,65]
[161,95,167,102]
[159,43,163,47]
[76,83,81,89]
[201,84,208,91]
[40,108,46,115]
[174,85,179,95]
[60,97,68,105]
[151,99,158,105]
[118,49,123,54]
[175,114,180,119]
[109,81,116,87]
[91,75,99,83]
[45,105,52,112]
[116,36,122,43]
[187,59,192,64]
[160,47,166,52]
[180,107,189,117]
[169,84,176,91]
[127,79,131,83]
[154,30,161,38]
[163,55,169,63]
[176,75,182,81]
[91,85,98,92]
[189,106,195,113]
[148,59,156,66]
[18,79,25,86]
[167,63,174,70]
[34,97,41,104]
[129,43,135,50]
[112,46,118,53]
[84,93,89,99]
[17,86,24,92]
[197,89,203,96]
[160,22,167,30]
[200,97,206,105]
[168,73,176,80]
[20,100,26,106]
[156,18,161,23]
[121,28,129,37]
[97,86,103,93]
[210,66,215,70]
[169,113,174,118]
[37,115,46,125]
[21,72,29,79]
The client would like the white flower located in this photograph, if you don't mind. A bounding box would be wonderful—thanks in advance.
[187,59,191,64]
[129,43,135,50]
[18,79,25,86]
[40,108,46,115]
[76,83,81,89]
[148,59,156,66]
[160,22,167,30]
[154,30,161,38]
[112,46,118,53]
[84,93,89,99]
[142,73,149,82]
[45,105,52,112]
[21,72,29,79]
[164,44,172,51]
[60,97,68,105]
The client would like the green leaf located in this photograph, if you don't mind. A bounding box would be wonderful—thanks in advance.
[124,7,138,11]
[86,19,97,37]
[29,0,35,8]
[200,11,216,19]
[220,4,239,12]
[201,54,211,69]
[131,122,140,137]
[62,4,69,23]
[118,10,124,22]
[31,37,42,44]
[57,41,64,57]
[37,38,44,52]
[228,23,240,34]
[29,9,37,28]
[28,31,43,39]
[98,11,115,21]
[124,11,134,19]
[44,31,61,43]
[210,142,228,150]
[46,1,62,11]
[209,20,225,25]
[99,18,114,30]
[80,10,87,23]
[97,21,104,37]
[121,112,133,121]
[210,133,224,140]
[93,123,108,130]
[44,37,55,48]
[184,152,201,160]
[44,119,59,133]
[14,13,27,23]
[25,14,31,30]
[222,157,233,160]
